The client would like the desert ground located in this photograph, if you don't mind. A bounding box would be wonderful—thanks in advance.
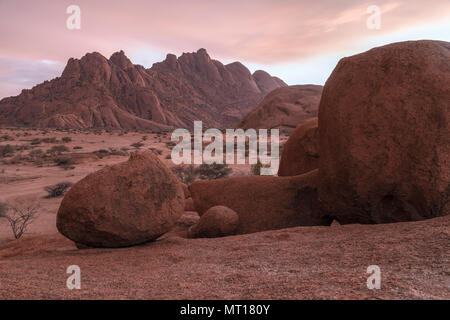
[0,127,448,299]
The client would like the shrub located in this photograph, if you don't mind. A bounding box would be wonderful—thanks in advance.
[195,163,232,180]
[54,155,75,169]
[73,146,83,150]
[29,149,44,157]
[0,144,16,157]
[0,201,39,239]
[1,135,14,141]
[108,147,128,156]
[62,137,72,143]
[48,145,69,154]
[7,155,22,165]
[93,149,110,159]
[149,147,162,155]
[30,138,41,145]
[166,141,176,149]
[41,137,58,143]
[131,142,144,149]
[251,160,263,176]
[171,163,232,184]
[171,165,197,185]
[29,149,46,166]
[44,182,73,198]
[250,160,271,176]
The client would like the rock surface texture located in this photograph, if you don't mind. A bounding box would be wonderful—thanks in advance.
[56,152,184,247]
[278,118,319,176]
[318,40,450,224]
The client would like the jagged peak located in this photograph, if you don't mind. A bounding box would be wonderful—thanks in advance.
[196,48,208,56]
[109,50,133,69]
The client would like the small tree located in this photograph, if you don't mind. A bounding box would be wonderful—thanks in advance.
[0,202,39,239]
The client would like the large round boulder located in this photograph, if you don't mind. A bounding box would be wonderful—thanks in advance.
[188,206,239,238]
[318,40,450,224]
[56,152,184,247]
[278,118,319,176]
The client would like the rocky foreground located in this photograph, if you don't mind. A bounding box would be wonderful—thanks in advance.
[0,212,448,299]
[0,40,448,300]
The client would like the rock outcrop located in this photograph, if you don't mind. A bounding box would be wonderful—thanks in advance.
[278,118,319,176]
[56,152,184,247]
[189,169,330,235]
[0,49,286,130]
[237,85,322,133]
[318,40,450,224]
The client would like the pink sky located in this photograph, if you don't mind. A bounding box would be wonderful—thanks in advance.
[1,0,449,98]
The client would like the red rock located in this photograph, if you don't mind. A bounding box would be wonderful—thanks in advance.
[318,40,450,224]
[238,85,322,133]
[189,169,330,235]
[181,183,190,198]
[188,205,239,238]
[56,152,184,247]
[278,118,319,176]
[184,198,196,212]
[0,49,286,130]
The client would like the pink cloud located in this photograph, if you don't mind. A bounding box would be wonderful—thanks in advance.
[1,0,449,64]
[0,0,449,98]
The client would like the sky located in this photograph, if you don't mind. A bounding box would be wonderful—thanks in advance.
[0,0,449,98]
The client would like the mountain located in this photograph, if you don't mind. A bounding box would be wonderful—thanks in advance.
[0,49,286,130]
[237,85,323,133]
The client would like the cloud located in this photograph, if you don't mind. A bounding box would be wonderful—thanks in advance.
[0,57,64,98]
[0,0,449,98]
[1,0,449,64]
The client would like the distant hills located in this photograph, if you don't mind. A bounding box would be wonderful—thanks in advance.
[0,49,286,130]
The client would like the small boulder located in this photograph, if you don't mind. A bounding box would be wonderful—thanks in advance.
[278,118,319,176]
[188,206,239,238]
[56,152,184,247]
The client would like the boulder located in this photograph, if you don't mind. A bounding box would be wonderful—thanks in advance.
[56,152,184,247]
[189,169,330,234]
[238,85,322,133]
[318,40,450,224]
[188,206,239,238]
[278,118,319,176]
